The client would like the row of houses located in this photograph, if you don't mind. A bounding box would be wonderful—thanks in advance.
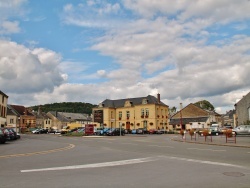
[1,90,250,133]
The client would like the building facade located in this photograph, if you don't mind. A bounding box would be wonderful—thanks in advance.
[235,91,250,126]
[92,94,169,130]
[0,90,8,127]
[8,105,36,133]
[169,103,222,131]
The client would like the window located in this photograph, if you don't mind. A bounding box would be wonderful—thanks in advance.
[10,119,14,124]
[119,111,122,118]
[111,111,114,119]
[126,111,130,118]
[141,109,144,116]
[145,108,149,116]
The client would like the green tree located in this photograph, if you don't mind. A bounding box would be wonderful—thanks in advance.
[194,100,215,111]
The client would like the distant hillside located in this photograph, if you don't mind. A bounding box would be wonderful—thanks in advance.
[30,102,97,115]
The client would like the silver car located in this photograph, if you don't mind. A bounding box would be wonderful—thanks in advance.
[232,125,250,135]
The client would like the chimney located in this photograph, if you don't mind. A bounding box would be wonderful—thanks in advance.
[38,106,42,115]
[24,108,27,115]
[157,93,160,103]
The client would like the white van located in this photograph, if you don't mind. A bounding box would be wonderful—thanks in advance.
[232,125,250,135]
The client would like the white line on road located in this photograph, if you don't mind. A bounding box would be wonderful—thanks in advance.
[21,157,155,173]
[149,145,174,148]
[187,148,226,152]
[121,143,138,145]
[159,156,247,169]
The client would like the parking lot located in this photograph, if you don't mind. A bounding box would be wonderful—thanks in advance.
[1,133,250,188]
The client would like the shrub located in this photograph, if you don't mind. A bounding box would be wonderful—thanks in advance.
[189,129,194,136]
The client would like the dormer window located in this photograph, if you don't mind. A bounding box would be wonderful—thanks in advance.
[124,100,132,107]
[142,99,148,104]
[98,103,104,107]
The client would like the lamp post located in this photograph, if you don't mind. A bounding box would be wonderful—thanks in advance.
[119,122,121,136]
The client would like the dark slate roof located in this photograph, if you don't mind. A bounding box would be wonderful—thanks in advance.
[7,106,16,116]
[170,117,209,125]
[48,111,70,122]
[101,95,167,108]
[0,90,8,98]
[58,112,89,121]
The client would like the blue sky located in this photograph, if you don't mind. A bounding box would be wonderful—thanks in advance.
[1,0,250,113]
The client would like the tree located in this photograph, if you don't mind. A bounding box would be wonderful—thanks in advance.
[169,106,177,113]
[194,100,215,111]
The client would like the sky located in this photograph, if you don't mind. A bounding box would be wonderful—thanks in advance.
[0,0,250,114]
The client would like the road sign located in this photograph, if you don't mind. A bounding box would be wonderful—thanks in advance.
[85,124,94,135]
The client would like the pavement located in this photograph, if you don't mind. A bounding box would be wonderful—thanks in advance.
[172,133,250,148]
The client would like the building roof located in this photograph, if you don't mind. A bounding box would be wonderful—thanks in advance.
[0,90,8,98]
[7,106,16,116]
[100,94,167,108]
[58,112,89,121]
[171,103,211,119]
[48,111,70,122]
[235,91,250,105]
[8,104,34,116]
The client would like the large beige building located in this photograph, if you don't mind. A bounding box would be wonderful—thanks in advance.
[0,90,8,128]
[92,94,169,130]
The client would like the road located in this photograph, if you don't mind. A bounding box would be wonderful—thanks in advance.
[0,134,250,188]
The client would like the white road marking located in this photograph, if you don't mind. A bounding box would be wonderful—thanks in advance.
[21,157,155,173]
[121,143,138,145]
[187,148,226,152]
[148,145,174,148]
[159,156,246,169]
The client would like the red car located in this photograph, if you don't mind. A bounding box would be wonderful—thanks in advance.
[148,129,157,134]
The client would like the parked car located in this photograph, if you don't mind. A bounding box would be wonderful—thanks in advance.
[1,128,15,140]
[106,128,125,136]
[32,129,48,134]
[131,129,137,134]
[155,129,164,134]
[232,125,250,135]
[7,128,18,140]
[0,129,6,144]
[148,129,157,134]
[197,128,220,136]
[16,132,21,139]
[76,128,85,133]
[136,128,148,134]
[32,129,41,134]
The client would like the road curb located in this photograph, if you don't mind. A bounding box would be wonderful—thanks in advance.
[171,138,250,148]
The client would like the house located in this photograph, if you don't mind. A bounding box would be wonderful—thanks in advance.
[221,110,236,127]
[7,105,36,132]
[235,91,250,126]
[6,105,19,132]
[8,105,36,132]
[169,103,222,131]
[92,94,169,130]
[32,106,52,129]
[0,90,8,128]
[46,111,91,130]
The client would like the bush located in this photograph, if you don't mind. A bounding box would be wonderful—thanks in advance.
[189,129,194,136]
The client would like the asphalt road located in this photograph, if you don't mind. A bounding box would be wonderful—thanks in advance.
[0,134,250,188]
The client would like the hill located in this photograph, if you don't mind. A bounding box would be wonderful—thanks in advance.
[30,102,97,115]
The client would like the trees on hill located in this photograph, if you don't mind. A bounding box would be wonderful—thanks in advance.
[30,102,97,115]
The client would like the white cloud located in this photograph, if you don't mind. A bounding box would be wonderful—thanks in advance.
[0,39,65,95]
[0,21,20,34]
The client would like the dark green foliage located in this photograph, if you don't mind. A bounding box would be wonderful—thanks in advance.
[30,102,97,115]
[194,100,215,111]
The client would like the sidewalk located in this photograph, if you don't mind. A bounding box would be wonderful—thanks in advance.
[172,134,250,148]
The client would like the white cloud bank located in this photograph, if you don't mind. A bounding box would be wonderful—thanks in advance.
[1,0,250,114]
